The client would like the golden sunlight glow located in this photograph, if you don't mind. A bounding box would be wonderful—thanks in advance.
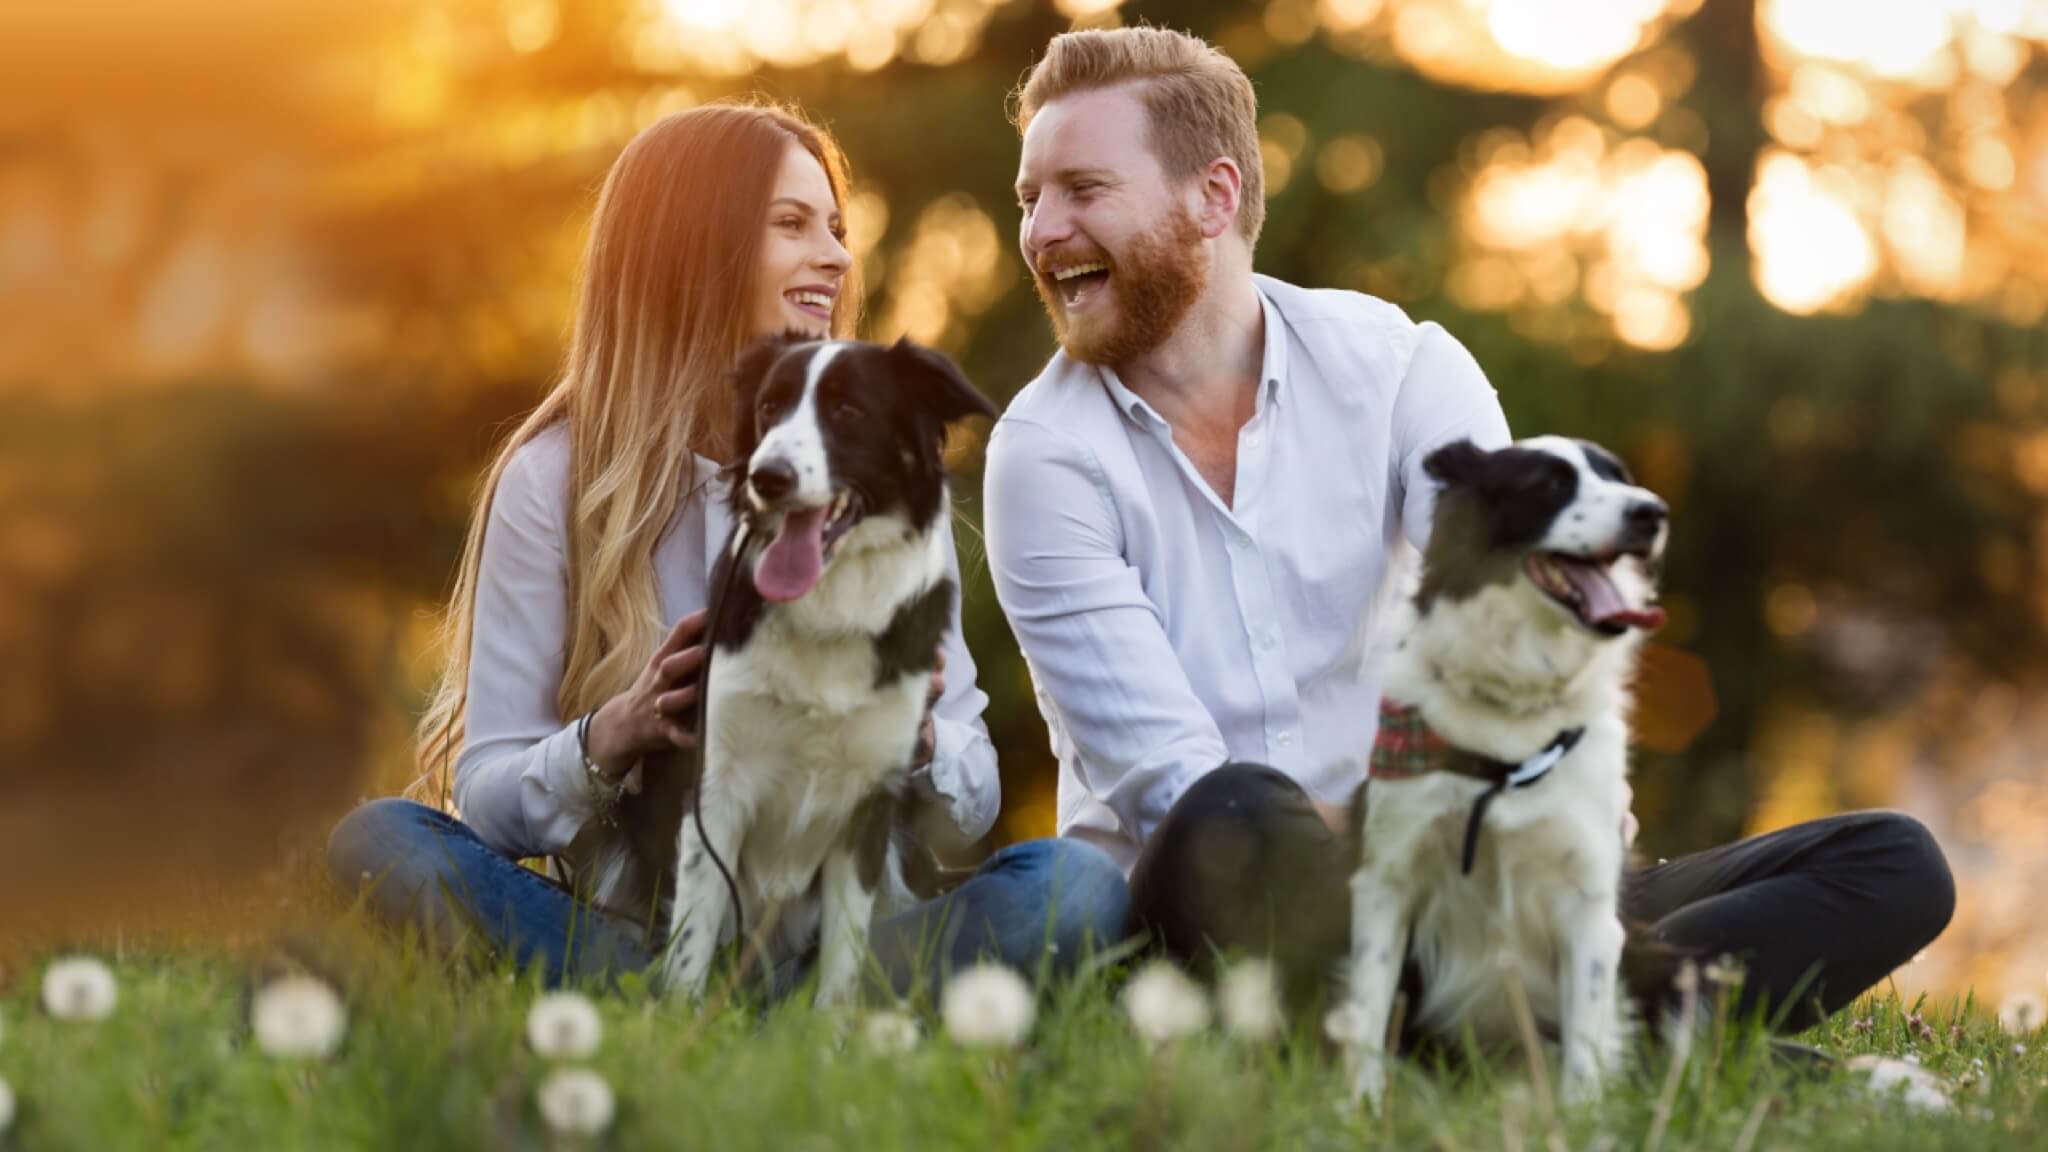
[1452,118,1708,351]
[643,0,1015,73]
[1752,0,2048,321]
[1748,151,1879,314]
[1329,0,1701,95]
[878,195,1009,347]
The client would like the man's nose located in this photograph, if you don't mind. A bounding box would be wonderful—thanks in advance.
[1023,199,1073,262]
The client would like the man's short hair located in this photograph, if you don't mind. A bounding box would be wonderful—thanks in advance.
[1012,27,1265,247]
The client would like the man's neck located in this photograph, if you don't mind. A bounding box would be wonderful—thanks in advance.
[1114,264,1264,443]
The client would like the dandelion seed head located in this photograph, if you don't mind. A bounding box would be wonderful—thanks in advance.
[41,956,118,1022]
[536,1067,616,1135]
[1999,992,2044,1036]
[1121,960,1212,1048]
[862,1011,922,1056]
[0,1075,13,1134]
[1217,958,1285,1043]
[252,976,348,1060]
[940,963,1035,1050]
[526,992,604,1060]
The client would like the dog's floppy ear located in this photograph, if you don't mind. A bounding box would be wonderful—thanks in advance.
[890,337,998,427]
[1423,439,1490,489]
[725,330,807,460]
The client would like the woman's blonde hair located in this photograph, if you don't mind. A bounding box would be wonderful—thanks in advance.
[411,101,860,804]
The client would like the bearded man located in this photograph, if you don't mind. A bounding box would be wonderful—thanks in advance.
[983,26,1953,1024]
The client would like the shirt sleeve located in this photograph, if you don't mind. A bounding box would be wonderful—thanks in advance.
[984,416,1231,845]
[451,443,603,860]
[915,515,1002,849]
[1395,322,1514,551]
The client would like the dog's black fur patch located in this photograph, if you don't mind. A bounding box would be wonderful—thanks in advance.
[872,579,954,688]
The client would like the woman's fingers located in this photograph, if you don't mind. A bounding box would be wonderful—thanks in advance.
[659,645,707,686]
[660,720,697,751]
[656,684,699,718]
[656,610,709,660]
[928,669,945,704]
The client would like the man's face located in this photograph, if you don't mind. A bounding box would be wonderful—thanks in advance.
[1015,86,1210,367]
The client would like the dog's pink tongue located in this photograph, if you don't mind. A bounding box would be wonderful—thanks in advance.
[756,506,828,602]
[1561,561,1667,631]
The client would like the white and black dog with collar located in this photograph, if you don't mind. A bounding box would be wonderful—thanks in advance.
[642,333,995,1008]
[1338,435,1672,1107]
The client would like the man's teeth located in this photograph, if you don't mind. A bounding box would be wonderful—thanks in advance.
[788,291,833,309]
[1051,261,1107,282]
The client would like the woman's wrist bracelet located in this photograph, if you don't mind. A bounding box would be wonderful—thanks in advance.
[575,709,627,827]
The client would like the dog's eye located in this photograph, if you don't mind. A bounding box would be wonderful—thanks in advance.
[832,401,861,423]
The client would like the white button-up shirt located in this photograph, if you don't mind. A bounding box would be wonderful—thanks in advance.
[984,275,1512,872]
[454,423,1000,901]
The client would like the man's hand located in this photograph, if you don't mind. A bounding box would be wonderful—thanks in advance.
[910,649,946,768]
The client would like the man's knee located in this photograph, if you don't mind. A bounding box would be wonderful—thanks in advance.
[1860,810,1955,949]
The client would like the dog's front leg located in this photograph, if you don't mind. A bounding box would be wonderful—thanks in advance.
[659,784,743,1003]
[1556,895,1626,1105]
[1340,869,1410,1110]
[814,797,889,1009]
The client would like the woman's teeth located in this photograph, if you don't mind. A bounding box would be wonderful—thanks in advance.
[787,290,833,316]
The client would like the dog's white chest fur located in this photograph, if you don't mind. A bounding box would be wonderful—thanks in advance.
[1359,724,1630,1039]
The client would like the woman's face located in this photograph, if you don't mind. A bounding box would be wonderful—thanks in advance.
[754,143,852,340]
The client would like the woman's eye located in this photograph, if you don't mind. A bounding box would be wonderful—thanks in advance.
[776,217,803,231]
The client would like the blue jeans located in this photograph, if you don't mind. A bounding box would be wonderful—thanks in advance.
[326,798,1130,993]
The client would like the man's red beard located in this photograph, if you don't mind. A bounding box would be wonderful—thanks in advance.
[1033,205,1208,368]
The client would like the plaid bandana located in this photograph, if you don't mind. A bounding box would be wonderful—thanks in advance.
[1368,698,1584,875]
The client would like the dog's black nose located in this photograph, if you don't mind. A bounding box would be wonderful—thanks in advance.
[1625,500,1668,534]
[750,459,797,502]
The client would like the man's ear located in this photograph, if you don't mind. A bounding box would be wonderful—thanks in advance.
[725,330,807,461]
[1423,439,1490,489]
[1196,156,1242,241]
[890,337,997,427]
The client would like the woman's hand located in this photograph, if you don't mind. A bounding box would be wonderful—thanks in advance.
[584,610,708,772]
[910,649,945,768]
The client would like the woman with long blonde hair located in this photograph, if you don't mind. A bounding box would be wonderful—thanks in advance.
[327,101,1127,987]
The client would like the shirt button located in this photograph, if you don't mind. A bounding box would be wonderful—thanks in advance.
[1232,531,1252,550]
[1276,730,1295,747]
[1259,631,1278,652]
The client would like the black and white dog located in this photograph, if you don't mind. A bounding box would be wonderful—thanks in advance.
[650,333,994,1007]
[1338,436,1670,1106]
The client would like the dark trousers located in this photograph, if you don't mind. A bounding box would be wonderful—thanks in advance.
[1127,764,1956,1033]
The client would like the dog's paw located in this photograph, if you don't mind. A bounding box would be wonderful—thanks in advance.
[1559,1066,1605,1108]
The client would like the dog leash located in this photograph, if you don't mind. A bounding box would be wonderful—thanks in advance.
[691,521,751,954]
[1456,727,1583,875]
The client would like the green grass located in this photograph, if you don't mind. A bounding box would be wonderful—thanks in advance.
[1,913,2042,1152]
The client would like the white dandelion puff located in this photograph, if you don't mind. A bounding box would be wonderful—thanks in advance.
[1999,992,2044,1036]
[0,1075,13,1135]
[526,992,604,1060]
[1121,960,1212,1048]
[41,956,118,1022]
[252,975,348,1060]
[939,963,1036,1050]
[1323,1001,1373,1047]
[1217,958,1284,1042]
[536,1067,616,1135]
[1847,1054,1952,1113]
[862,1011,923,1056]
